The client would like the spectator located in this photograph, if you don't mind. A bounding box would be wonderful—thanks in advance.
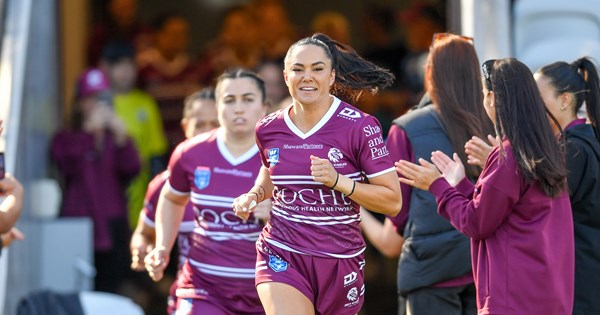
[361,33,493,315]
[51,68,141,293]
[100,40,169,228]
[396,58,574,314]
[138,14,203,149]
[87,0,151,66]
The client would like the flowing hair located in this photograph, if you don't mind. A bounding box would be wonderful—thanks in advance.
[284,33,395,102]
[482,58,566,197]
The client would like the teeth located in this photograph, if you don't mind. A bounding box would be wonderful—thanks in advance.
[300,87,316,91]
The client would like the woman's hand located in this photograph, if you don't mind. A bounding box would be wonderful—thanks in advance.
[465,135,498,167]
[130,234,153,272]
[310,155,338,188]
[144,246,170,282]
[431,151,465,187]
[233,193,259,221]
[395,158,441,191]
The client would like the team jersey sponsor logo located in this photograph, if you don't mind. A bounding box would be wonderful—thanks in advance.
[268,255,288,272]
[213,167,253,178]
[362,124,381,137]
[328,147,347,168]
[194,166,211,190]
[344,271,358,287]
[338,107,361,120]
[283,143,324,150]
[267,148,280,166]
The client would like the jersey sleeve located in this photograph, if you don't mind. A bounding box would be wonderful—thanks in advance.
[142,172,168,225]
[356,115,395,178]
[167,141,191,195]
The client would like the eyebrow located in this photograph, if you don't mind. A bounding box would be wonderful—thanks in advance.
[223,92,256,98]
[292,61,326,67]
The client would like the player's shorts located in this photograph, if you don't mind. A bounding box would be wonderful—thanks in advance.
[175,260,264,315]
[255,239,366,315]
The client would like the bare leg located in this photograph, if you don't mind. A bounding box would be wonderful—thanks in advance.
[257,282,315,315]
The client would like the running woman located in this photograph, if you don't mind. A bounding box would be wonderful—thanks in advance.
[233,33,402,315]
[145,69,270,315]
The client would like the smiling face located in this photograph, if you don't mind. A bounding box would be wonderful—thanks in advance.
[283,44,336,107]
[216,77,267,137]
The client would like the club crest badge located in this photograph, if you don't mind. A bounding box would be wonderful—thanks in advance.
[194,166,211,190]
[268,255,288,272]
[267,148,280,167]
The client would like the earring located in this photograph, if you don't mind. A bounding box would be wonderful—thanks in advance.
[560,105,566,111]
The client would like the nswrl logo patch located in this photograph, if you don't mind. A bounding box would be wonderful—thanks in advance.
[268,255,288,272]
[267,148,280,167]
[194,166,211,190]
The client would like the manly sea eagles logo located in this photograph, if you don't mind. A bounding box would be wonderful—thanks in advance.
[194,166,211,190]
[267,148,280,166]
[328,148,344,163]
[268,255,288,272]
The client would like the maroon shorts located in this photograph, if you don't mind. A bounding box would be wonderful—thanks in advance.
[175,261,264,315]
[255,240,366,315]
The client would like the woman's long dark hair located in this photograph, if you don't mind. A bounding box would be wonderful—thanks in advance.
[537,57,600,141]
[284,33,395,102]
[427,34,495,179]
[483,58,566,197]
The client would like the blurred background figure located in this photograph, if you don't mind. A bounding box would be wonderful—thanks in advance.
[137,13,203,150]
[51,68,141,294]
[100,40,168,229]
[130,87,217,315]
[397,2,445,107]
[251,0,296,61]
[199,5,261,85]
[255,60,290,112]
[87,0,151,66]
[310,11,351,44]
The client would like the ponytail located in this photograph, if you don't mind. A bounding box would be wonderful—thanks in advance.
[574,57,600,140]
[285,33,395,101]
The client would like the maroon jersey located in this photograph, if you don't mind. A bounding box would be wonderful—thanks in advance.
[256,97,395,258]
[168,128,263,279]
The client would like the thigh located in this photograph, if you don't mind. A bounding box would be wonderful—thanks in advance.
[257,282,315,315]
[176,298,229,315]
[313,254,365,315]
[406,286,464,315]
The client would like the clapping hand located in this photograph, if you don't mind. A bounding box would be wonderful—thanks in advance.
[464,135,499,167]
[395,158,441,191]
[430,151,465,187]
